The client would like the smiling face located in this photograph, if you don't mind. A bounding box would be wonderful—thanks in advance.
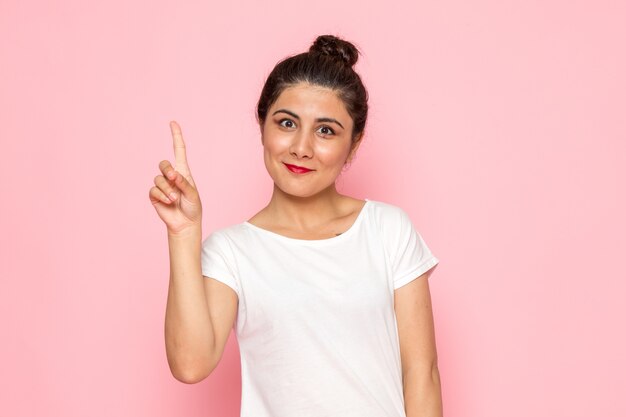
[260,82,361,199]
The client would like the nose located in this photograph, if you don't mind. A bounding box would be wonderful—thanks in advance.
[289,129,313,159]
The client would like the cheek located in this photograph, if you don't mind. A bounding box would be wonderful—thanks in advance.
[262,136,289,169]
[263,131,291,153]
[316,143,351,164]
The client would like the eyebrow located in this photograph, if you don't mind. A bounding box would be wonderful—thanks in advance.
[272,109,345,129]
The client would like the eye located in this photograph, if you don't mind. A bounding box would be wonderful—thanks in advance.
[278,118,296,129]
[317,125,335,136]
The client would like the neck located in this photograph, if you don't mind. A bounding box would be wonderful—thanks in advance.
[265,183,347,229]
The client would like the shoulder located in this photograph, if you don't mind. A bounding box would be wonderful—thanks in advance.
[210,222,247,237]
[202,222,249,250]
[366,199,422,256]
[366,198,413,229]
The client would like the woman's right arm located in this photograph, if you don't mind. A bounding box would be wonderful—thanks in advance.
[164,227,213,383]
[165,227,239,384]
[150,121,237,383]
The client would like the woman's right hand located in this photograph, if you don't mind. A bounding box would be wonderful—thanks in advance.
[149,121,203,235]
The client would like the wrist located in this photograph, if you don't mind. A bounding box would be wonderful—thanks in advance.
[167,224,202,241]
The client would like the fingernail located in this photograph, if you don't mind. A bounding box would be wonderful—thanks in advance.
[169,192,177,200]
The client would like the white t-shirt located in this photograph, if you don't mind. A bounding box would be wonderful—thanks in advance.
[200,198,439,417]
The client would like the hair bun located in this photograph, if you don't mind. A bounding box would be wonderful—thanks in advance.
[310,35,359,68]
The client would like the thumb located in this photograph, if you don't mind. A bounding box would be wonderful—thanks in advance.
[172,171,197,200]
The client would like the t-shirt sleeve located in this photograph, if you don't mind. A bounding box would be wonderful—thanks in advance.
[201,230,241,298]
[389,208,440,289]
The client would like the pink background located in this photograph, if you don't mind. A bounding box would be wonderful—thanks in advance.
[1,0,624,416]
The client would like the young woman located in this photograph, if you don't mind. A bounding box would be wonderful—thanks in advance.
[149,34,443,417]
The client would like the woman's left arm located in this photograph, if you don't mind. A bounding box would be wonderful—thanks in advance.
[394,268,443,417]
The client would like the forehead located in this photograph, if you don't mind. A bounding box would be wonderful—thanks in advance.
[272,83,352,122]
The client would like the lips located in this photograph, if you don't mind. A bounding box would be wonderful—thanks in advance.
[284,163,313,173]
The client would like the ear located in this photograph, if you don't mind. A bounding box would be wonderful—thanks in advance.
[259,121,265,145]
[345,133,364,164]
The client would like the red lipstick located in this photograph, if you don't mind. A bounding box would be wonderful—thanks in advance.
[284,163,313,174]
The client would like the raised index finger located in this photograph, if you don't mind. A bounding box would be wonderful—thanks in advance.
[169,120,189,172]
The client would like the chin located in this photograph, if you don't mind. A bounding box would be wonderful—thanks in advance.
[270,178,319,198]
[277,185,317,198]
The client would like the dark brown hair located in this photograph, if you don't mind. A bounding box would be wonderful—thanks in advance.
[256,35,369,148]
